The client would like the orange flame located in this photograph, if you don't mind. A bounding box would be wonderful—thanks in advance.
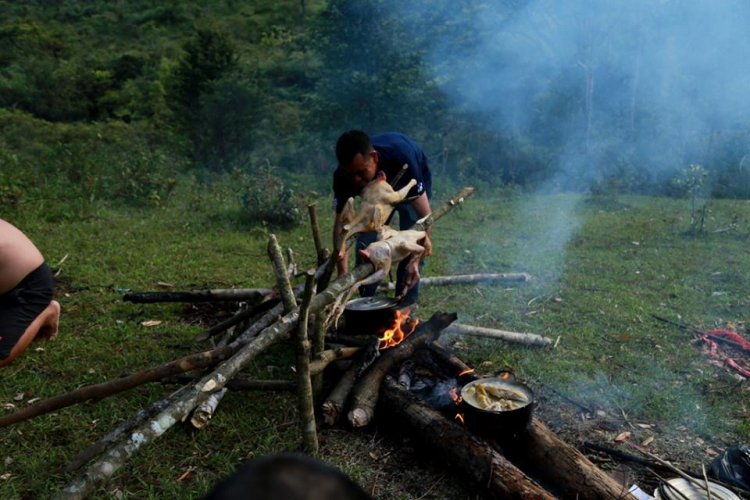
[378,308,418,350]
[455,413,465,425]
[449,387,462,405]
[458,369,475,377]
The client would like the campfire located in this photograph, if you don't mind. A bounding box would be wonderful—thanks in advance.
[0,184,645,500]
[378,307,418,350]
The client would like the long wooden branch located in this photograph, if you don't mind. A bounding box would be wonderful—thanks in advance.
[123,288,272,303]
[347,312,457,428]
[377,272,531,291]
[444,323,552,347]
[321,337,379,425]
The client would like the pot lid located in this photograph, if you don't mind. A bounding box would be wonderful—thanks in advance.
[654,478,740,500]
[345,296,400,312]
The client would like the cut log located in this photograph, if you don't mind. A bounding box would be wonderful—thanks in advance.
[322,337,379,425]
[444,323,552,347]
[123,288,272,303]
[347,312,458,427]
[189,389,226,429]
[379,377,555,499]
[377,272,531,291]
[162,375,297,392]
[499,420,636,500]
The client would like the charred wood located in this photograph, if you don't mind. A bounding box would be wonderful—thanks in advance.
[322,337,379,425]
[347,312,458,428]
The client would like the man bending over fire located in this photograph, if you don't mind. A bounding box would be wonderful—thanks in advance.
[0,218,60,367]
[332,130,432,305]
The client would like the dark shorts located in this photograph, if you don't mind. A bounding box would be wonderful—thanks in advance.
[0,262,54,359]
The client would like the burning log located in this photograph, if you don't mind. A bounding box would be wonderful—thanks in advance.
[122,288,272,304]
[444,323,552,347]
[322,337,380,425]
[348,311,458,428]
[379,377,555,499]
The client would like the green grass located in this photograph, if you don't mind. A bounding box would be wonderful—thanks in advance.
[1,188,749,498]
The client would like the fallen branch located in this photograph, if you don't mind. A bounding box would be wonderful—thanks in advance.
[378,272,531,291]
[348,312,458,427]
[443,323,552,347]
[123,288,272,303]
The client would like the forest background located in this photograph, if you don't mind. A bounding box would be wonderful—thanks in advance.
[2,0,750,222]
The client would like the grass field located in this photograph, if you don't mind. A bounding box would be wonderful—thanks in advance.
[1,186,749,499]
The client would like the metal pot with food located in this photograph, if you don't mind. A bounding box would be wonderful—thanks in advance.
[459,370,535,439]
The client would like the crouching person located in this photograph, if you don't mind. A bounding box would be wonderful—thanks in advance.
[0,218,60,367]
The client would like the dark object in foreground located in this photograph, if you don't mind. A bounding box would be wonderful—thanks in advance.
[203,453,371,500]
[711,445,750,491]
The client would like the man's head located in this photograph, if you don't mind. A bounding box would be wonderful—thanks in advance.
[336,130,379,189]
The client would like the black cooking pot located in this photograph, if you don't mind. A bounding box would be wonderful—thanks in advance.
[460,371,535,440]
[343,296,402,336]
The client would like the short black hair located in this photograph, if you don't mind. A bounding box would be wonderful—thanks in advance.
[336,130,372,166]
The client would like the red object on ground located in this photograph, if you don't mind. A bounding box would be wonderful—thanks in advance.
[706,329,750,351]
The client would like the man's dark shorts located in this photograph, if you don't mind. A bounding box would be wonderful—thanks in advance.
[0,262,54,359]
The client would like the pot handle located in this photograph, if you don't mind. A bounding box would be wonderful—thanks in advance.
[493,369,516,380]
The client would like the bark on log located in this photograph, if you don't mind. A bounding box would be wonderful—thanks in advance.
[377,272,531,291]
[123,288,272,303]
[268,234,297,312]
[444,323,552,347]
[162,375,297,391]
[499,420,636,500]
[322,337,379,425]
[379,377,555,499]
[189,388,226,429]
[62,384,194,473]
[294,271,318,453]
[348,312,458,427]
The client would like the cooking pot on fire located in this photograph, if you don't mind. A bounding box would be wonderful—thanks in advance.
[460,370,535,439]
[343,296,402,336]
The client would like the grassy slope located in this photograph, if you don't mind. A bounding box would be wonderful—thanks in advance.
[0,190,748,499]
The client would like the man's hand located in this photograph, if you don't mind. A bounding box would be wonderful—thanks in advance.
[401,257,421,297]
